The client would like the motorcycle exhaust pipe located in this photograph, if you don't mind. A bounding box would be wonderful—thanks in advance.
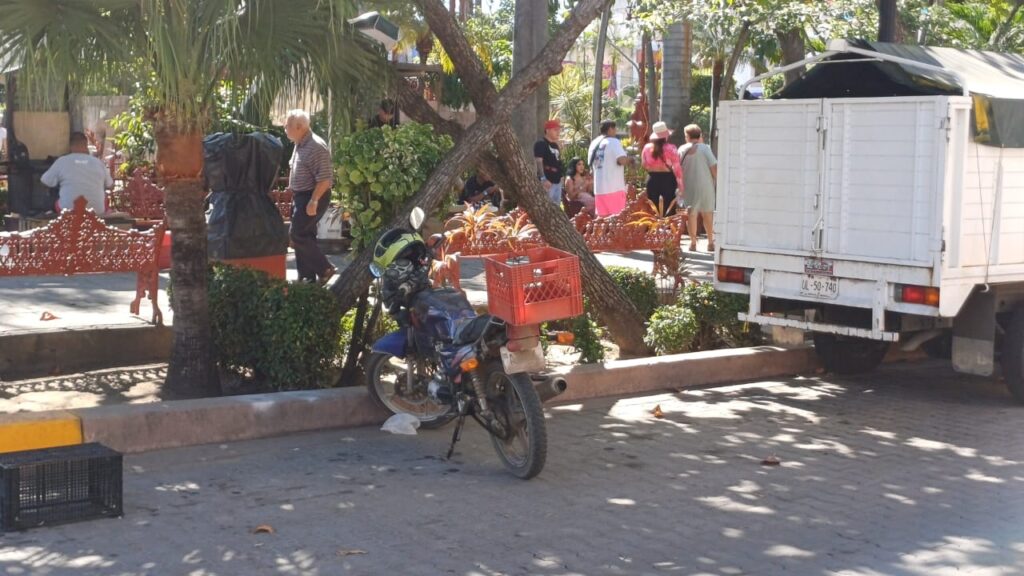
[534,375,568,403]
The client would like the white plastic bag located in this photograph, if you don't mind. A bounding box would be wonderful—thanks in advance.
[317,205,346,239]
[381,413,421,435]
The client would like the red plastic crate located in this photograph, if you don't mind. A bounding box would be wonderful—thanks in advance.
[483,247,583,326]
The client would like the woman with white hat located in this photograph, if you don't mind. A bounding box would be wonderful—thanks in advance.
[641,121,683,216]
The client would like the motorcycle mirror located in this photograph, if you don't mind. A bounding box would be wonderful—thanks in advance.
[409,207,426,231]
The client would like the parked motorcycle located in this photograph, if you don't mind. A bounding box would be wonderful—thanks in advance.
[366,208,579,479]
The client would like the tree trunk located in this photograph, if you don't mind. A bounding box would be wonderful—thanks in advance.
[416,0,650,355]
[330,0,609,316]
[719,22,751,105]
[660,21,691,145]
[776,28,806,86]
[992,0,1024,48]
[493,126,649,356]
[512,0,549,159]
[592,4,612,137]
[878,0,898,42]
[644,32,658,125]
[163,176,218,397]
[156,125,217,398]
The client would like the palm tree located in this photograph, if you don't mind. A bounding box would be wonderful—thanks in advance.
[0,0,378,397]
[659,20,692,144]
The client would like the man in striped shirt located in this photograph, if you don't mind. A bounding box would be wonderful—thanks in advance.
[285,109,336,284]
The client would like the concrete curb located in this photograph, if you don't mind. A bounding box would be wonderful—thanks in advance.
[552,346,819,404]
[0,345,819,454]
[0,324,172,381]
[74,387,391,454]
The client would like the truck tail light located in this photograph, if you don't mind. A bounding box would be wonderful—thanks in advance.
[896,285,940,307]
[716,265,751,285]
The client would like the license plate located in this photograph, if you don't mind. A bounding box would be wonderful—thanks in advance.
[800,274,839,300]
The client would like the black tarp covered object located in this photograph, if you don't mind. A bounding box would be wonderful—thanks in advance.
[204,132,288,259]
[774,40,1024,148]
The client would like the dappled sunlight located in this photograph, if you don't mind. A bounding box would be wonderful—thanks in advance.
[893,536,1023,576]
[905,437,978,458]
[697,495,775,515]
[764,544,816,558]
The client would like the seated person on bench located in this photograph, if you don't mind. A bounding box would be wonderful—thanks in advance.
[41,132,114,214]
[459,168,501,210]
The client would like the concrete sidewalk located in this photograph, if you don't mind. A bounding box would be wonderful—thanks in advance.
[0,244,713,334]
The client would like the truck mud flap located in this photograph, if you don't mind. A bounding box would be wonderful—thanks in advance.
[952,289,996,377]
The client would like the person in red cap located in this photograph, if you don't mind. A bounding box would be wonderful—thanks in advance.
[534,119,564,205]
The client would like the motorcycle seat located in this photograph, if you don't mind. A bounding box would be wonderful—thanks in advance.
[453,314,494,346]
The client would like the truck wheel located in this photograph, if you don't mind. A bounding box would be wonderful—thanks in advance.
[1003,308,1024,404]
[813,333,890,375]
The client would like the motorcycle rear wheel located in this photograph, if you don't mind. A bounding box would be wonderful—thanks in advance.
[484,363,547,479]
[366,352,455,430]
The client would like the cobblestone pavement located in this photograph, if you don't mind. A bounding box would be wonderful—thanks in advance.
[3,360,1022,576]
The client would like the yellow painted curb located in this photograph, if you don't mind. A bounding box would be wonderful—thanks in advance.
[0,412,83,453]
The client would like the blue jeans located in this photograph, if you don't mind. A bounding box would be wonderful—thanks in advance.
[547,182,563,205]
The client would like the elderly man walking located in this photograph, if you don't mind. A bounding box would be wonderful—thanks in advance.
[284,109,336,284]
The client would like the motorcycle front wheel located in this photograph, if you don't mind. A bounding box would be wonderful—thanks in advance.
[484,363,547,479]
[366,352,455,429]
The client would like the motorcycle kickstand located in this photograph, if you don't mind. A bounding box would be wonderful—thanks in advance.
[446,410,468,460]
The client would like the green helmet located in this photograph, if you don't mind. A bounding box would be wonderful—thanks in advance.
[371,228,425,276]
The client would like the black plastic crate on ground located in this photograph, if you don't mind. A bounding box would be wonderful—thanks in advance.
[0,443,123,531]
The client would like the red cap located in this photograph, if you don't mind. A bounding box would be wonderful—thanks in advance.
[544,119,561,130]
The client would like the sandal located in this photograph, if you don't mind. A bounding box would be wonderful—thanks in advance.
[707,242,716,252]
[688,241,698,252]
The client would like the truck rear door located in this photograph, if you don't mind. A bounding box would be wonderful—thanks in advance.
[717,100,823,254]
[822,97,947,266]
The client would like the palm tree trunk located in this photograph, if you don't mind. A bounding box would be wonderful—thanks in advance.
[592,3,612,137]
[660,21,692,144]
[512,0,549,159]
[643,32,658,125]
[158,129,218,398]
[878,0,898,42]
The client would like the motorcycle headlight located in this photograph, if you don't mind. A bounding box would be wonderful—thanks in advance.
[369,262,384,278]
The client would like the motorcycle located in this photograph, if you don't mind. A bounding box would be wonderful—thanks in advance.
[366,208,571,479]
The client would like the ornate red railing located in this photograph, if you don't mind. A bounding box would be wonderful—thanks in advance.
[0,197,166,324]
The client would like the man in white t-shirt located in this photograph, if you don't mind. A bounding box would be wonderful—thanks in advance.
[587,120,634,217]
[0,122,7,159]
[41,132,113,213]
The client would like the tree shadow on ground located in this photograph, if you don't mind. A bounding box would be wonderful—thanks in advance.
[1,361,1022,576]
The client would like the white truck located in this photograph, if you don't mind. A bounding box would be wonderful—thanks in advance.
[714,40,1024,401]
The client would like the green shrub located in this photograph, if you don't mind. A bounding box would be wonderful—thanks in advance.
[335,122,453,249]
[606,266,658,320]
[208,264,343,391]
[644,304,699,355]
[339,304,399,359]
[677,282,757,350]
[571,303,605,364]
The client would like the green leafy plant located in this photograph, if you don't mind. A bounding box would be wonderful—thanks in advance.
[605,266,658,321]
[572,300,606,364]
[678,282,758,350]
[644,304,699,355]
[335,122,453,249]
[208,264,343,391]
